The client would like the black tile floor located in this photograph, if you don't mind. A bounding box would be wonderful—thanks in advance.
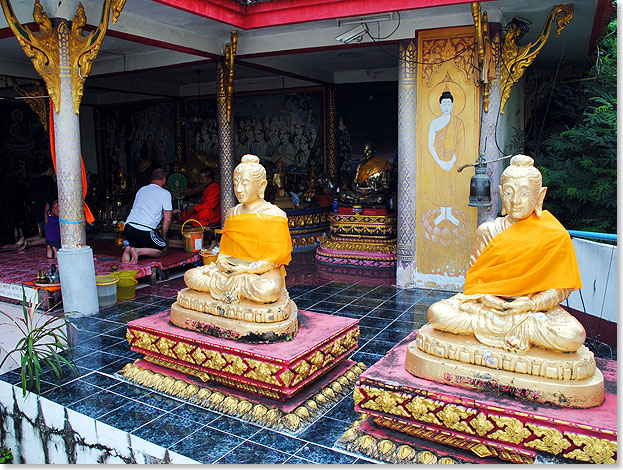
[0,252,616,464]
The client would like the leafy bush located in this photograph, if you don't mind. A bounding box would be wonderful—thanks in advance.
[525,13,617,233]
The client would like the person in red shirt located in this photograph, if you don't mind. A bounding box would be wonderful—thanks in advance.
[178,168,220,226]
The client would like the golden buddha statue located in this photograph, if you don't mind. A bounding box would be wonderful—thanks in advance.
[405,155,604,408]
[170,154,298,342]
[338,142,391,207]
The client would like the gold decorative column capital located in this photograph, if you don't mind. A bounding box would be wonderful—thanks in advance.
[1,0,126,115]
[224,30,238,123]
[0,0,60,111]
[69,0,126,114]
[471,2,493,112]
[500,3,573,114]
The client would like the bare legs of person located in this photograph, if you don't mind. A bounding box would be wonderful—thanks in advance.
[122,245,132,263]
[122,246,166,264]
[46,245,58,259]
[16,235,46,252]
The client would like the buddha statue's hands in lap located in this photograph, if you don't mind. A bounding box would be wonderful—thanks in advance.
[427,155,585,353]
[184,154,291,304]
[338,142,391,207]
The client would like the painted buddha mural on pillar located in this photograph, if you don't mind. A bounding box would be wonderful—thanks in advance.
[415,27,479,290]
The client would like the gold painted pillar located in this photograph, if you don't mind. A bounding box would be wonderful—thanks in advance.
[396,39,418,287]
[413,26,479,291]
[326,86,338,179]
[216,60,236,221]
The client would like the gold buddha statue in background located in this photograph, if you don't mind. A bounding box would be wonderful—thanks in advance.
[338,142,391,207]
[171,154,298,342]
[406,155,604,408]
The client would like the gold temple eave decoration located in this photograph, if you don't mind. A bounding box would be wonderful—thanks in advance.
[224,29,238,123]
[499,3,573,114]
[0,0,125,115]
[1,76,49,130]
[70,0,127,114]
[0,0,59,110]
[471,2,492,112]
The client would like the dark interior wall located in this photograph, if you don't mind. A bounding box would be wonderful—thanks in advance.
[0,81,400,241]
[0,101,52,243]
[336,81,398,181]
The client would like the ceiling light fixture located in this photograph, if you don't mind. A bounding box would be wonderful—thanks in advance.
[335,23,369,44]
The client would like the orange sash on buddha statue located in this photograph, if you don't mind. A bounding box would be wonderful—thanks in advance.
[356,156,391,186]
[220,213,292,266]
[463,211,582,297]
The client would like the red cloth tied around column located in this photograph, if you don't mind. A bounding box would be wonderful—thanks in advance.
[49,100,95,224]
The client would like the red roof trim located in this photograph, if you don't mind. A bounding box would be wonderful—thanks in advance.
[152,0,485,29]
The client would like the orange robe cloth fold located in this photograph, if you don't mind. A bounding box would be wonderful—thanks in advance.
[463,210,582,297]
[220,213,292,266]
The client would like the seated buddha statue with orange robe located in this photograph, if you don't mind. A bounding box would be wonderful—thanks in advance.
[427,154,584,352]
[406,155,603,408]
[171,154,297,341]
[338,142,391,207]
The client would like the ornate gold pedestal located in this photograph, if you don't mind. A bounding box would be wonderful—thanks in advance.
[405,325,605,408]
[347,331,617,464]
[176,287,294,323]
[316,212,397,269]
[171,300,299,343]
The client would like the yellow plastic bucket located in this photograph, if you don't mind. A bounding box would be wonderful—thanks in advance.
[96,274,119,307]
[182,219,204,253]
[115,269,138,279]
[117,276,138,300]
[113,269,138,300]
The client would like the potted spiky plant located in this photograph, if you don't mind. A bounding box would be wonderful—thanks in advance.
[0,288,78,396]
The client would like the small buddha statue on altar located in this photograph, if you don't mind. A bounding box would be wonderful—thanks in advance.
[171,154,298,342]
[406,155,603,408]
[272,160,286,197]
[338,142,391,207]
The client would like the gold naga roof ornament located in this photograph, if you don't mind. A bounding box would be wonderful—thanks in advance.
[0,0,125,115]
[0,0,60,111]
[70,0,127,114]
[499,3,574,114]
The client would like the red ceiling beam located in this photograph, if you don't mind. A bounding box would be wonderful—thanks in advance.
[152,0,485,29]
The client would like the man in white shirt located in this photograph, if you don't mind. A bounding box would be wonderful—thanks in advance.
[122,168,173,263]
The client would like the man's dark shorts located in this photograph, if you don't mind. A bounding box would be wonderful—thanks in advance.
[124,223,166,250]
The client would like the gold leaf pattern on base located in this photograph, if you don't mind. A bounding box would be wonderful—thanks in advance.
[117,360,366,433]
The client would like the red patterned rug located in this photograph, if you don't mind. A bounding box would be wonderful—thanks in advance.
[0,239,200,287]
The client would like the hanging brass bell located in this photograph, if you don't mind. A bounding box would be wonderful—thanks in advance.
[468,158,492,207]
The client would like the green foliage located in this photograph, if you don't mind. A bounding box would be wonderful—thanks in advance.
[0,289,78,397]
[525,13,617,233]
[0,447,12,464]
